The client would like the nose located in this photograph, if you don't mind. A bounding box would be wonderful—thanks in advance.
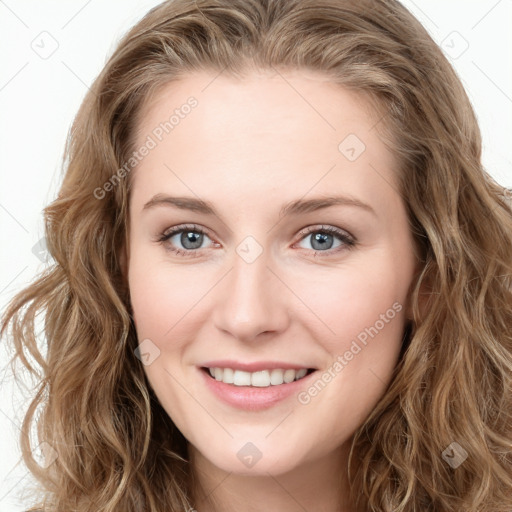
[212,246,290,343]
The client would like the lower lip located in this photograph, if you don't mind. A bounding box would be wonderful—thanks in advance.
[199,367,317,411]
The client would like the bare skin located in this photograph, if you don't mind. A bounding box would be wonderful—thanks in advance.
[120,68,420,512]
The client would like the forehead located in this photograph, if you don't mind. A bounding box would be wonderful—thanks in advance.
[129,69,399,216]
[135,68,385,145]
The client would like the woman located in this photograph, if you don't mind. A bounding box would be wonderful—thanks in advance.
[2,0,511,510]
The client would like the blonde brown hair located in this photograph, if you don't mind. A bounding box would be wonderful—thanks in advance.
[2,0,511,510]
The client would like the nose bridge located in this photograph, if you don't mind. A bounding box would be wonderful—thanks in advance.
[212,238,288,341]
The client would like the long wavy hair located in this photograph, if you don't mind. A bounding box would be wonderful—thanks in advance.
[2,0,511,510]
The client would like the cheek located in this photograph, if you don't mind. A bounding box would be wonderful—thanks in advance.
[291,263,408,436]
[126,238,412,457]
[127,258,197,411]
[128,250,203,343]
[295,256,408,352]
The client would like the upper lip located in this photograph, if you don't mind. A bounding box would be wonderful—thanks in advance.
[200,360,316,372]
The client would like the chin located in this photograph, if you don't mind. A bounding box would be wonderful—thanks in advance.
[196,438,307,476]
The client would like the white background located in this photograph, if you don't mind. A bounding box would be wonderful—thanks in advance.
[1,1,511,510]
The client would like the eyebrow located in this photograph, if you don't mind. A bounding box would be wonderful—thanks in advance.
[142,193,377,218]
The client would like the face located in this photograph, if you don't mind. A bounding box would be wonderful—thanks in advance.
[122,69,420,477]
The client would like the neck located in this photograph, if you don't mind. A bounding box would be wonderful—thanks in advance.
[188,440,358,512]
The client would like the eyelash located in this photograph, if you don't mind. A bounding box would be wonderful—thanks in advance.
[156,223,356,258]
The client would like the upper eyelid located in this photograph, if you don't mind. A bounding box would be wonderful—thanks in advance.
[160,224,216,246]
[162,223,210,236]
[161,223,354,245]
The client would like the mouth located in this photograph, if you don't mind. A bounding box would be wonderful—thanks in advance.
[201,366,316,387]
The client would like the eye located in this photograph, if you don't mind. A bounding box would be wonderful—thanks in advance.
[156,223,356,258]
[295,225,356,255]
[156,224,217,257]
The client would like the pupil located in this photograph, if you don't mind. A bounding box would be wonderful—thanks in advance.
[178,231,333,251]
[182,231,202,249]
[312,232,333,250]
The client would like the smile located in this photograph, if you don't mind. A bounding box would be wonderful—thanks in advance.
[203,367,316,387]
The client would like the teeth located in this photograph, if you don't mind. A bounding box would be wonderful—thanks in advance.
[206,367,310,387]
[234,370,252,386]
[250,370,270,387]
[223,367,234,384]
